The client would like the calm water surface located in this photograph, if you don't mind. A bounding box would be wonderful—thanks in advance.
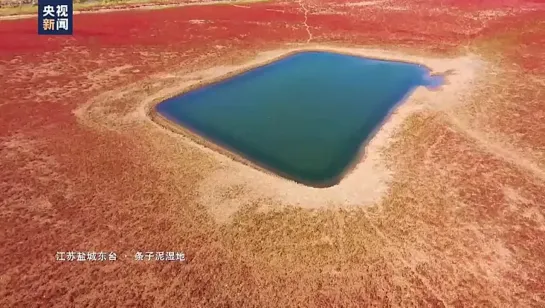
[156,51,442,187]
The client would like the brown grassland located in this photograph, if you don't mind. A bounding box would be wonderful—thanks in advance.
[1,0,545,307]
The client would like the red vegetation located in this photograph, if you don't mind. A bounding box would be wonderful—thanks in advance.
[1,0,544,306]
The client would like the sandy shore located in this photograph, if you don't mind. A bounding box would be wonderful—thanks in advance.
[5,1,545,305]
[76,44,485,223]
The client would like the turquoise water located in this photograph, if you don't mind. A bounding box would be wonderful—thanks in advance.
[156,51,442,187]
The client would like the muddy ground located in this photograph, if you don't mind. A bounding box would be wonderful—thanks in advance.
[1,0,544,307]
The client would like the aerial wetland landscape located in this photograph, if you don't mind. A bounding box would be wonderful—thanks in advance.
[154,51,444,186]
[0,0,545,307]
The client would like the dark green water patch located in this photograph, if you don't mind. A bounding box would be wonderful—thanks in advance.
[155,51,443,187]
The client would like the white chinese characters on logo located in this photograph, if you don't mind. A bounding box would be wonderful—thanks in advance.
[56,18,69,31]
[56,4,69,17]
[42,5,55,17]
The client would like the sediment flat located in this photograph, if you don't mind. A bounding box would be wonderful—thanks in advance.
[2,1,545,307]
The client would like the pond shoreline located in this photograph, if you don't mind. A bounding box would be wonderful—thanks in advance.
[148,49,445,188]
[76,43,481,216]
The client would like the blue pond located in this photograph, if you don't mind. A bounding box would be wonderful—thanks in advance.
[156,51,442,187]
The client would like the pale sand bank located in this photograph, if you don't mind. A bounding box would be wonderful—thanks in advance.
[76,45,485,223]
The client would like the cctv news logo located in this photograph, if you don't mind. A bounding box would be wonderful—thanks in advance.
[38,0,73,35]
